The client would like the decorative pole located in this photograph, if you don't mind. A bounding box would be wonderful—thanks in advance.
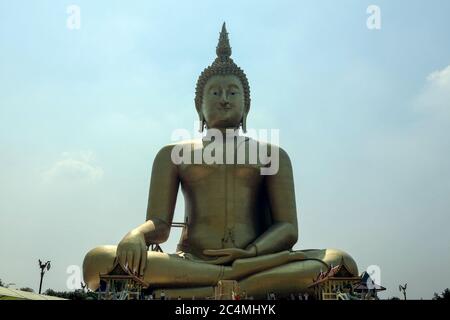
[399,283,407,300]
[38,259,51,294]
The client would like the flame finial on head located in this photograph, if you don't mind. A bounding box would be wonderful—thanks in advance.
[216,22,232,61]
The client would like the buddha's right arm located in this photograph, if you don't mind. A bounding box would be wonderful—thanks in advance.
[116,145,179,274]
[133,218,171,245]
[140,144,180,245]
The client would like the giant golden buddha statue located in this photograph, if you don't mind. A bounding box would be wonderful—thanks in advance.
[83,23,358,299]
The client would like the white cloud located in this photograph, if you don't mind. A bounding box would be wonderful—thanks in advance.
[414,65,450,119]
[427,65,450,86]
[42,151,103,183]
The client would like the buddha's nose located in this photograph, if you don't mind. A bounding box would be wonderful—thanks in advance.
[220,100,230,108]
[220,93,230,107]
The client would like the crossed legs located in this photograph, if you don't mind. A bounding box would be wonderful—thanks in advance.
[83,246,358,299]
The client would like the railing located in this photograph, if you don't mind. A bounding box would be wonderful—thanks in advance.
[322,292,337,300]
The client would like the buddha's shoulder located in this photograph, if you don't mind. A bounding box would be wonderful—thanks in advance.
[163,139,203,150]
[244,137,291,159]
[153,139,203,158]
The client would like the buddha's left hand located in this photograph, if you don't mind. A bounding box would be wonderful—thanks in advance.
[202,247,255,265]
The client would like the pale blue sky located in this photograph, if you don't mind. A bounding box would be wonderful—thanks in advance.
[1,0,450,299]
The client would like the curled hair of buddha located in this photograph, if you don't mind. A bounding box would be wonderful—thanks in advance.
[195,22,251,132]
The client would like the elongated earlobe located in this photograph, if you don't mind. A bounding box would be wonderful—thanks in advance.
[198,113,205,132]
[241,114,247,133]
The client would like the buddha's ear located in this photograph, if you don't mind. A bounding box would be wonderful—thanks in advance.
[198,112,205,132]
[241,112,248,133]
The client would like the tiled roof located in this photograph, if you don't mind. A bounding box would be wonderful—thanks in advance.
[309,263,361,288]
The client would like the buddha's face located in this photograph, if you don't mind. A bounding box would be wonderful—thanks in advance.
[201,74,245,130]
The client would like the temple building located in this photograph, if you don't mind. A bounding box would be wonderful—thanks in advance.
[308,260,386,300]
[309,261,361,300]
[98,263,148,300]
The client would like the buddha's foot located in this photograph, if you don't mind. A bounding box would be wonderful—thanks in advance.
[224,250,317,280]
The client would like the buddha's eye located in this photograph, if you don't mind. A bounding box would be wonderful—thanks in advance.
[213,91,219,96]
[230,92,236,96]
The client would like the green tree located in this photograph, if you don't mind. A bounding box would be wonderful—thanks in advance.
[44,289,97,300]
[20,287,34,292]
[432,288,450,300]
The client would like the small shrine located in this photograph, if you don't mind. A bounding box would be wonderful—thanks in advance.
[309,260,386,300]
[98,263,149,300]
[308,260,362,300]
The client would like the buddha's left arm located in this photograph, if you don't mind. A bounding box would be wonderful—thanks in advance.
[245,146,298,256]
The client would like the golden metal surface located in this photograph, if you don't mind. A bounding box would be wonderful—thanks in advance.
[83,23,358,299]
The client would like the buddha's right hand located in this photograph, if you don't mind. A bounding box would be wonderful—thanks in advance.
[116,230,147,276]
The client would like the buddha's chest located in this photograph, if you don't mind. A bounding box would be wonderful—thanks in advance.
[178,163,264,187]
[178,163,267,248]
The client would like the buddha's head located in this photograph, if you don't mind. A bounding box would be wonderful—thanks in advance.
[195,23,250,132]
